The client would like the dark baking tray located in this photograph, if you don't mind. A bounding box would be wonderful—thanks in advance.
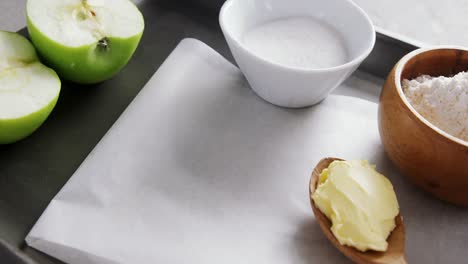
[0,0,417,263]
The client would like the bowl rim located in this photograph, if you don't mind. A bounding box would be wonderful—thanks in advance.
[219,0,376,73]
[394,46,468,148]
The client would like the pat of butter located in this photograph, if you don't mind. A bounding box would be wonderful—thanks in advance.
[312,160,399,252]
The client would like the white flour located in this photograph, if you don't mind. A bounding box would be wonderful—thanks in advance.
[242,17,349,69]
[402,72,468,142]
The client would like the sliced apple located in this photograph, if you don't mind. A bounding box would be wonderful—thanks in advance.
[27,0,145,84]
[0,31,61,144]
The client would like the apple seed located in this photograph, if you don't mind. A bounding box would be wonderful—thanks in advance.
[97,37,109,51]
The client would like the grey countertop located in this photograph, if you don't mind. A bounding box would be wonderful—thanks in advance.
[0,0,26,32]
[354,0,468,47]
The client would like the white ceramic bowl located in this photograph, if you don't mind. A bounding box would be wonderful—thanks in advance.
[220,0,375,108]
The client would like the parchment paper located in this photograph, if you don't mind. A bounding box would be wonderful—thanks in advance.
[26,39,468,264]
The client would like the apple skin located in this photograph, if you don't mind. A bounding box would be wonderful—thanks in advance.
[27,16,143,84]
[0,90,59,144]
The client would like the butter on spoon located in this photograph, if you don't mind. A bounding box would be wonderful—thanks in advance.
[309,157,407,264]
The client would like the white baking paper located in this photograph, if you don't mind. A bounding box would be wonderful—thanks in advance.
[26,39,468,264]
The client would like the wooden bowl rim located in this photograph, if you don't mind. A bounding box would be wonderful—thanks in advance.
[394,46,468,148]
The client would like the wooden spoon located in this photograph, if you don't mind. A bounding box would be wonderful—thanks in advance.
[309,157,407,264]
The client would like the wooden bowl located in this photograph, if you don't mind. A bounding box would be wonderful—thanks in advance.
[379,47,468,206]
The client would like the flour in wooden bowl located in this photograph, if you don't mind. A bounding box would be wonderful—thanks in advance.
[402,71,468,142]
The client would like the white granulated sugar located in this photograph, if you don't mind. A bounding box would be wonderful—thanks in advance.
[402,71,468,142]
[242,17,349,69]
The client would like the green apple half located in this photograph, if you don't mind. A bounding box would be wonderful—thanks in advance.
[27,0,145,84]
[0,31,61,144]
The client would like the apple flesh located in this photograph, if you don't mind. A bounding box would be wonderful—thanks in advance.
[27,0,145,84]
[0,31,61,144]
